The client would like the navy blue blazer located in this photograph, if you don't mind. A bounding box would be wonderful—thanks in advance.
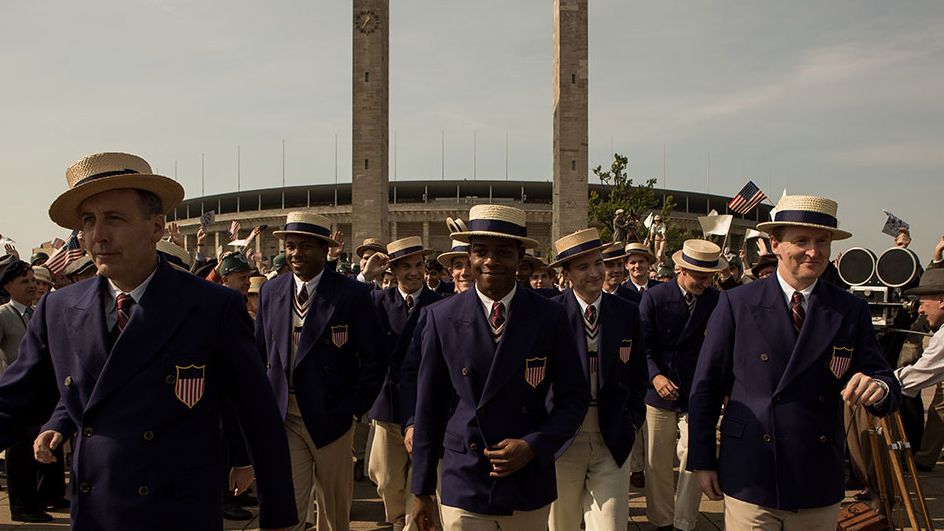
[255,267,387,448]
[639,279,719,412]
[687,276,901,510]
[368,286,441,423]
[0,259,296,531]
[411,287,589,515]
[609,283,642,304]
[552,290,648,466]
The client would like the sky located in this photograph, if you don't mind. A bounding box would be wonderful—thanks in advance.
[1,1,942,263]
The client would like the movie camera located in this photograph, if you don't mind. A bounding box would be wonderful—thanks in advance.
[836,247,921,329]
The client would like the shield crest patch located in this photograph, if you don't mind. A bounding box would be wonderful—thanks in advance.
[619,339,633,364]
[175,364,206,409]
[525,357,548,388]
[829,346,853,378]
[331,325,349,348]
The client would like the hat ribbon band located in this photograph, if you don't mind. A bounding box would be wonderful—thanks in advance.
[602,248,625,260]
[556,239,603,261]
[773,210,837,228]
[681,253,720,269]
[466,219,527,237]
[74,168,141,187]
[389,245,425,259]
[450,245,470,253]
[283,222,332,237]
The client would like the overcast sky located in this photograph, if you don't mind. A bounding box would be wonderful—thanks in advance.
[2,1,942,262]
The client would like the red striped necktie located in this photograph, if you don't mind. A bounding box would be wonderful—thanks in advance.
[112,293,135,339]
[791,291,805,332]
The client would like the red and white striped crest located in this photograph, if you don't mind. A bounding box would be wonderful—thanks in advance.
[525,357,547,388]
[829,347,853,378]
[619,340,633,364]
[175,364,206,409]
[331,325,349,348]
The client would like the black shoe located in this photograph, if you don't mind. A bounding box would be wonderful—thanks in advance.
[222,502,252,521]
[233,492,258,507]
[915,462,933,472]
[11,511,54,523]
[354,460,366,481]
[656,526,673,531]
[631,471,646,488]
[46,497,70,510]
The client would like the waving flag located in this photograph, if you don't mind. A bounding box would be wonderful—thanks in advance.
[728,181,767,215]
[45,230,85,275]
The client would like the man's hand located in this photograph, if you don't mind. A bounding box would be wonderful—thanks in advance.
[483,439,534,478]
[166,222,184,246]
[695,470,723,500]
[34,430,63,464]
[363,252,390,281]
[652,374,680,401]
[229,466,255,496]
[404,426,414,455]
[412,494,438,531]
[842,372,887,407]
[327,230,344,261]
[196,226,207,246]
[934,234,944,262]
[4,243,17,259]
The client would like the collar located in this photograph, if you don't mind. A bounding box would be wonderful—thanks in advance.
[294,269,324,297]
[574,290,602,316]
[106,266,158,308]
[629,278,648,292]
[398,285,424,302]
[603,284,618,295]
[677,276,692,298]
[475,283,516,318]
[776,269,817,308]
[9,299,31,316]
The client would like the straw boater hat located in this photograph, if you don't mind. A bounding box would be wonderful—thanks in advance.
[64,255,95,278]
[355,238,386,259]
[437,239,471,267]
[157,240,192,268]
[624,242,657,264]
[602,241,628,262]
[451,204,540,249]
[49,152,185,230]
[756,195,852,240]
[522,248,548,267]
[671,239,728,273]
[386,236,434,263]
[248,275,267,295]
[548,228,608,268]
[273,212,341,247]
[32,266,53,285]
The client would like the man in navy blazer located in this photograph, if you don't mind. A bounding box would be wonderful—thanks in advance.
[640,239,724,531]
[255,211,387,531]
[10,152,296,531]
[622,242,661,304]
[411,204,589,531]
[547,229,647,531]
[367,236,441,531]
[688,195,901,529]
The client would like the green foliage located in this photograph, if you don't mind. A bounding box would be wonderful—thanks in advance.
[589,153,678,244]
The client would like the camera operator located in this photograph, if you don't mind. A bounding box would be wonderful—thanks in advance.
[894,270,944,398]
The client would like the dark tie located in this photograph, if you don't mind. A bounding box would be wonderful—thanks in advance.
[584,304,598,341]
[490,301,506,341]
[639,286,645,295]
[297,284,309,305]
[405,294,414,311]
[684,292,695,313]
[791,291,805,332]
[113,293,135,338]
[23,307,33,323]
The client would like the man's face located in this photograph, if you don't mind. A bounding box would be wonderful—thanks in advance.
[516,259,534,285]
[381,272,397,290]
[79,189,163,285]
[771,226,832,288]
[469,237,521,296]
[677,268,714,296]
[918,295,944,329]
[563,252,605,298]
[424,268,440,288]
[625,254,651,284]
[4,270,36,306]
[247,293,260,313]
[603,259,625,289]
[359,249,376,272]
[530,268,552,289]
[450,256,474,293]
[285,235,328,281]
[393,254,426,294]
[222,269,253,296]
[34,280,52,299]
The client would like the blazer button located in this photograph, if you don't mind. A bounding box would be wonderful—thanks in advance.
[143,431,154,441]
[818,395,825,402]
[83,427,94,438]
[461,367,470,376]
[79,482,91,493]
[63,376,73,387]
[266,363,272,369]
[165,374,176,385]
[469,442,479,451]
[759,353,769,362]
[521,406,528,414]
[763,434,772,443]
[138,485,149,496]
[819,435,828,444]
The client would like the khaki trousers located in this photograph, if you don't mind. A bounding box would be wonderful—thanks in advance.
[916,382,944,468]
[724,495,839,531]
[441,503,551,531]
[628,421,647,474]
[368,420,419,529]
[645,405,701,531]
[286,395,354,531]
[549,430,630,531]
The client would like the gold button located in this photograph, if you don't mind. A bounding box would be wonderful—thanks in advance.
[763,434,772,443]
[143,431,154,441]
[79,482,91,493]
[461,367,470,376]
[138,485,149,496]
[165,374,176,385]
[83,427,94,437]
[760,353,769,362]
[819,435,828,443]
[469,442,478,451]
[64,376,73,387]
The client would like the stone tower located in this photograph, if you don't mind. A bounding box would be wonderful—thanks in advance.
[352,0,390,245]
[552,0,588,242]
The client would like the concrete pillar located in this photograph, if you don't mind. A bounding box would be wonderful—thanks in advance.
[422,221,430,247]
[352,0,390,244]
[552,0,589,241]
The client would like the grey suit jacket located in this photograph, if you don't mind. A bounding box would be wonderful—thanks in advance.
[0,301,29,371]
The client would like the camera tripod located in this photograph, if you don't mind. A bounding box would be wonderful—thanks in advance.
[866,410,934,530]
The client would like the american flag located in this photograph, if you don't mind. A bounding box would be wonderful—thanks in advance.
[228,220,240,241]
[44,230,85,275]
[728,181,768,215]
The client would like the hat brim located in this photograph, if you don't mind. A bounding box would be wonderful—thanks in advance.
[355,244,386,258]
[388,248,435,263]
[755,221,852,241]
[671,250,728,273]
[905,286,944,297]
[624,248,658,264]
[522,255,547,267]
[272,230,340,247]
[49,174,184,230]
[437,251,468,267]
[452,231,540,250]
[547,243,608,269]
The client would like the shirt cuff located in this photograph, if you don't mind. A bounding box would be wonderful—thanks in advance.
[873,379,890,406]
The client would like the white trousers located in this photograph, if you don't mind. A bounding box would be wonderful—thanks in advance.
[644,405,702,531]
[549,430,630,531]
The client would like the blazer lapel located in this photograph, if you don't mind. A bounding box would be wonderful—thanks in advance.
[269,274,292,371]
[479,289,540,407]
[598,293,619,389]
[295,269,337,369]
[562,290,590,384]
[65,276,111,382]
[447,290,493,403]
[750,276,795,364]
[775,282,843,394]
[679,289,710,342]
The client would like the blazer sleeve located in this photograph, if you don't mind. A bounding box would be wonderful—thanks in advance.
[847,298,901,417]
[411,313,453,496]
[399,307,428,431]
[686,290,736,471]
[628,303,648,430]
[40,398,77,439]
[338,284,388,419]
